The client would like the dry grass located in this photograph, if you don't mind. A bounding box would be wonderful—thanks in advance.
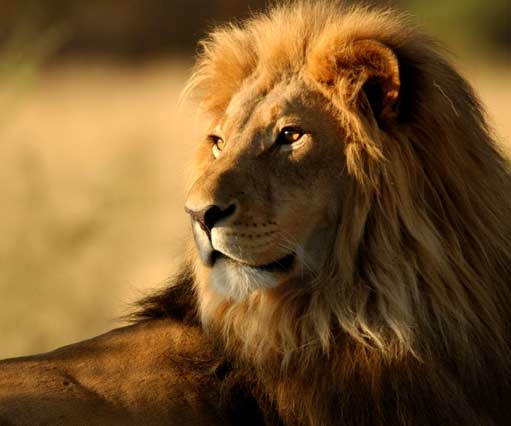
[0,59,509,359]
[0,60,197,358]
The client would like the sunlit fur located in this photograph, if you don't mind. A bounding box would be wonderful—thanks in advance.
[181,1,511,424]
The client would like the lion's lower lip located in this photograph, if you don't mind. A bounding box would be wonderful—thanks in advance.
[213,251,295,272]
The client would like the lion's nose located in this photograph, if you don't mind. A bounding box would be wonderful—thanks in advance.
[184,203,237,234]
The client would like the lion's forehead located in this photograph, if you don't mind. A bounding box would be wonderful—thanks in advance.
[220,77,309,139]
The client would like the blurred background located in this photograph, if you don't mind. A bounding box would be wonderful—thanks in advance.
[0,0,509,359]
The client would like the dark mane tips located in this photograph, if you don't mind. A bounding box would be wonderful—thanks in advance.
[129,263,198,324]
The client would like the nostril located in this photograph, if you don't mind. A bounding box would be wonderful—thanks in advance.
[185,202,237,234]
[203,205,222,230]
[204,203,236,230]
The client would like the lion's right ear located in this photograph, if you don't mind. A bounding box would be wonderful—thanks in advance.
[309,39,400,125]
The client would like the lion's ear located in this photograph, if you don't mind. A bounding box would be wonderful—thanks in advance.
[310,39,400,124]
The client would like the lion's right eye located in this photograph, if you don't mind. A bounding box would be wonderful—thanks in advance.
[208,135,225,158]
[277,127,304,145]
[275,126,307,151]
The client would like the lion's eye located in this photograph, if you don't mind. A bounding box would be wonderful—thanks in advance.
[208,135,225,158]
[277,127,304,145]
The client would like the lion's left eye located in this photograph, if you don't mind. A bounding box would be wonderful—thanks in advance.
[208,135,225,158]
[276,127,304,145]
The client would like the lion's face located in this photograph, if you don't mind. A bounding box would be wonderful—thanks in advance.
[185,77,345,300]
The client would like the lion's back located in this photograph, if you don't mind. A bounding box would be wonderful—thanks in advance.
[0,319,237,426]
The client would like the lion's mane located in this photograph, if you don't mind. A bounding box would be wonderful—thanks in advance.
[138,1,511,424]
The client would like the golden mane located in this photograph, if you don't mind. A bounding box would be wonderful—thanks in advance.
[144,1,511,424]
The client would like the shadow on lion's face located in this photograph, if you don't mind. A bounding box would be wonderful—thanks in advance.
[185,77,347,300]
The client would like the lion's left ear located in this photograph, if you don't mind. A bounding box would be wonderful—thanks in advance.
[309,39,400,124]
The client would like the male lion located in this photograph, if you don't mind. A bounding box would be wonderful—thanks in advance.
[1,1,510,425]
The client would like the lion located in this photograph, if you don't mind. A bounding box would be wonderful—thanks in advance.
[1,1,510,425]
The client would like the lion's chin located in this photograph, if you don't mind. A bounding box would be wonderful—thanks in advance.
[210,253,294,301]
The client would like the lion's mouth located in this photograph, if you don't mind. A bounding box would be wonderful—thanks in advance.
[212,251,295,273]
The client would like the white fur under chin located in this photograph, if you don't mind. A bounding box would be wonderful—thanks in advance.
[210,258,279,301]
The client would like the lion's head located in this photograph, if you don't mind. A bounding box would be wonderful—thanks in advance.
[181,1,511,371]
[184,15,405,305]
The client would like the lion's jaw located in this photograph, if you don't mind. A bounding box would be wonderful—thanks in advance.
[186,78,343,301]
